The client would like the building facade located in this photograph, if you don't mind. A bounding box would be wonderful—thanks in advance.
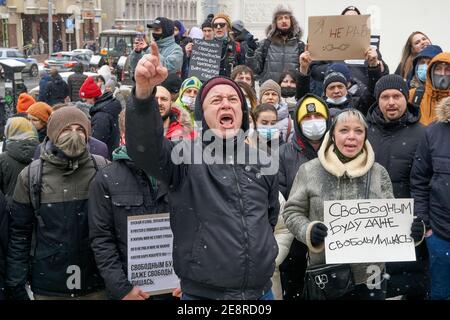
[0,0,102,53]
[102,0,198,32]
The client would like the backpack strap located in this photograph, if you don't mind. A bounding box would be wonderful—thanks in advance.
[90,154,109,171]
[412,86,425,108]
[27,159,45,228]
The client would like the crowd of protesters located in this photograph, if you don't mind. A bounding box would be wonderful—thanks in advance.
[0,4,449,301]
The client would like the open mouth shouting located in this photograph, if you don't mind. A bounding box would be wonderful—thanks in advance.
[219,113,235,129]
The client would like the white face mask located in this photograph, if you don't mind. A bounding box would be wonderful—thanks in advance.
[326,96,348,105]
[301,119,327,141]
[181,95,196,111]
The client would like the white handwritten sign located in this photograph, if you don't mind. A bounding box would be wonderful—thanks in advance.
[324,199,416,264]
[308,15,371,60]
[188,38,222,81]
[127,213,179,294]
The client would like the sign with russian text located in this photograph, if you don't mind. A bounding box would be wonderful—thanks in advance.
[308,15,371,60]
[324,199,416,263]
[127,213,179,294]
[188,38,222,82]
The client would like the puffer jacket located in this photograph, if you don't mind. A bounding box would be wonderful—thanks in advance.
[411,97,450,242]
[6,142,106,297]
[0,139,39,201]
[68,72,88,102]
[283,133,394,285]
[89,147,169,300]
[44,74,69,106]
[410,53,450,125]
[367,102,425,198]
[90,92,122,156]
[246,20,304,85]
[126,78,279,300]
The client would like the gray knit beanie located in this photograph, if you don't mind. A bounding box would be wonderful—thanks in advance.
[259,79,281,102]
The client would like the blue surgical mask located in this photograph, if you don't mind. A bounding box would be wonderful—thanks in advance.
[257,125,279,140]
[417,64,428,82]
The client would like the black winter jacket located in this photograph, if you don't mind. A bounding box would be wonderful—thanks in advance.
[367,102,425,198]
[0,191,7,300]
[90,92,122,156]
[0,139,39,201]
[126,84,279,300]
[6,143,105,297]
[44,74,69,106]
[88,159,169,300]
[68,73,88,102]
[367,102,427,298]
[411,121,450,242]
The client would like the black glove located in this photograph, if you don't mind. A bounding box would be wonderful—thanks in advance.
[6,285,30,300]
[310,223,328,247]
[410,218,425,242]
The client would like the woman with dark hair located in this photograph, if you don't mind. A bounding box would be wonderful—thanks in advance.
[395,32,432,80]
[246,103,281,154]
[278,70,299,117]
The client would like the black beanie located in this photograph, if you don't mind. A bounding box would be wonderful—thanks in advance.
[323,72,347,91]
[147,17,174,39]
[374,74,409,101]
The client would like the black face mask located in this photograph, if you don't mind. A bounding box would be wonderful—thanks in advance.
[153,33,163,42]
[281,87,296,98]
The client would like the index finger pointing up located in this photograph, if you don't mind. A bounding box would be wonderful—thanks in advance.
[151,41,160,60]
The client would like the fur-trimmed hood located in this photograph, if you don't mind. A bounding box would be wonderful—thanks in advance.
[435,97,450,123]
[266,4,303,43]
[318,132,375,178]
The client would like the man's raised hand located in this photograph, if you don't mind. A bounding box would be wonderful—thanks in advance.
[135,41,168,99]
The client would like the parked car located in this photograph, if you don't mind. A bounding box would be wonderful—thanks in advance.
[44,50,93,73]
[0,48,39,78]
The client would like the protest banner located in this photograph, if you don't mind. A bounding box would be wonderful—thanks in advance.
[188,38,222,82]
[308,15,371,60]
[127,213,179,294]
[324,199,416,264]
[345,35,381,65]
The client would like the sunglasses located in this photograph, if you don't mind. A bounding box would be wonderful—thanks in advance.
[213,22,227,29]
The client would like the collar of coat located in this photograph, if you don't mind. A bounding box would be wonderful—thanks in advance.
[318,132,374,178]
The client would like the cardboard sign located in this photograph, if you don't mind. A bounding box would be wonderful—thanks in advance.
[345,35,381,65]
[324,199,416,264]
[127,213,179,294]
[188,38,222,81]
[308,15,371,60]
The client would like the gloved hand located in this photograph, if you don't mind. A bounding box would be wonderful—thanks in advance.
[410,218,425,242]
[247,35,258,51]
[310,223,328,247]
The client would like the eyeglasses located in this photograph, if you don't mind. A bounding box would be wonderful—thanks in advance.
[213,23,227,29]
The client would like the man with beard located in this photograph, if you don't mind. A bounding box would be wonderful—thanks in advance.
[156,85,195,140]
[246,4,305,85]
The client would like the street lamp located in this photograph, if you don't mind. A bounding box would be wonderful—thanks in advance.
[48,0,53,55]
